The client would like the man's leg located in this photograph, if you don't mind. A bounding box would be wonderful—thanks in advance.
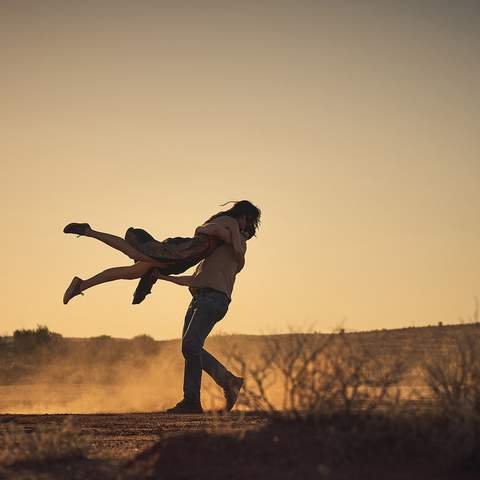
[201,349,233,390]
[202,348,244,412]
[181,295,229,404]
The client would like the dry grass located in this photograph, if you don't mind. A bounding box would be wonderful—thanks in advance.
[0,417,89,467]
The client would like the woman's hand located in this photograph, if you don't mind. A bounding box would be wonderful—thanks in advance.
[153,272,194,287]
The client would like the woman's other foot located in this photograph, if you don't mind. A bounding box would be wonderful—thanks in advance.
[63,276,84,304]
[63,223,91,236]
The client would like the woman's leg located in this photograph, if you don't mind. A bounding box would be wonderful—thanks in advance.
[79,261,157,293]
[83,226,155,262]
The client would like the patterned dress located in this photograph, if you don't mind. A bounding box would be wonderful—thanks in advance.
[124,227,221,304]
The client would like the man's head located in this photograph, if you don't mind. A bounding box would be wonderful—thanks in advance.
[232,200,261,239]
[206,200,261,240]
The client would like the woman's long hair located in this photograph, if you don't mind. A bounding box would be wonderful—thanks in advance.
[204,200,261,239]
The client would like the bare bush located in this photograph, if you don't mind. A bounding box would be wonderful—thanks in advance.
[226,331,407,413]
[424,331,480,413]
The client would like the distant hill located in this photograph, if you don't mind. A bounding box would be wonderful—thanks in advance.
[1,322,479,386]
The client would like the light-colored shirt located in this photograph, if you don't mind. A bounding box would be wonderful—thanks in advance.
[190,216,247,299]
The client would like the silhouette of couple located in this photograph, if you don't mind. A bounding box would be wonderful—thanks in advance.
[63,200,261,413]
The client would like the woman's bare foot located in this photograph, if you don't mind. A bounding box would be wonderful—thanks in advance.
[63,276,84,304]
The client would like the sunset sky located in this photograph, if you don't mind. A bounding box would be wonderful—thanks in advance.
[2,1,479,340]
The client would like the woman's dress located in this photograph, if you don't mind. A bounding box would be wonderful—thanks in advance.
[125,227,220,304]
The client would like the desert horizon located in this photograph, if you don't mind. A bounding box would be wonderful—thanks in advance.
[1,320,478,414]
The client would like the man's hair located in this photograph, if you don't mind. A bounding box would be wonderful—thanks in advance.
[204,200,261,239]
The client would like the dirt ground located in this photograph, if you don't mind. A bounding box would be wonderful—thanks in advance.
[0,411,268,459]
[1,412,479,480]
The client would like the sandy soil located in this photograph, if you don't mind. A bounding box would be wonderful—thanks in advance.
[0,411,268,460]
[1,412,478,480]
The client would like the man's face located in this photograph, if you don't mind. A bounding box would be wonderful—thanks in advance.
[237,214,247,230]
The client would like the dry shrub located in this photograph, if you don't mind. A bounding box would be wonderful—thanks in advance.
[0,417,89,466]
[424,331,480,414]
[226,331,407,413]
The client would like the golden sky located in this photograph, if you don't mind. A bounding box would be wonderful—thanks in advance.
[1,1,479,339]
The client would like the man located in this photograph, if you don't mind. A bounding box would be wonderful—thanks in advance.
[153,212,254,413]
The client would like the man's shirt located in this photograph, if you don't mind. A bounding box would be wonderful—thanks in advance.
[190,216,247,299]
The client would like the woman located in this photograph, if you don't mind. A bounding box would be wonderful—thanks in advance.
[62,200,261,305]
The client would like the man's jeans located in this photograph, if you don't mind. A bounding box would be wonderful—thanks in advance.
[182,288,232,403]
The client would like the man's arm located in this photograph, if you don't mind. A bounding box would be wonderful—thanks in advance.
[154,273,194,287]
[223,222,243,254]
[235,236,247,270]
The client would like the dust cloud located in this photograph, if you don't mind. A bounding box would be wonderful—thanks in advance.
[0,332,236,414]
[0,344,180,413]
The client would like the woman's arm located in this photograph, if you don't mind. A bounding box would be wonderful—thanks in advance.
[196,221,243,254]
[154,273,194,287]
[195,222,230,243]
